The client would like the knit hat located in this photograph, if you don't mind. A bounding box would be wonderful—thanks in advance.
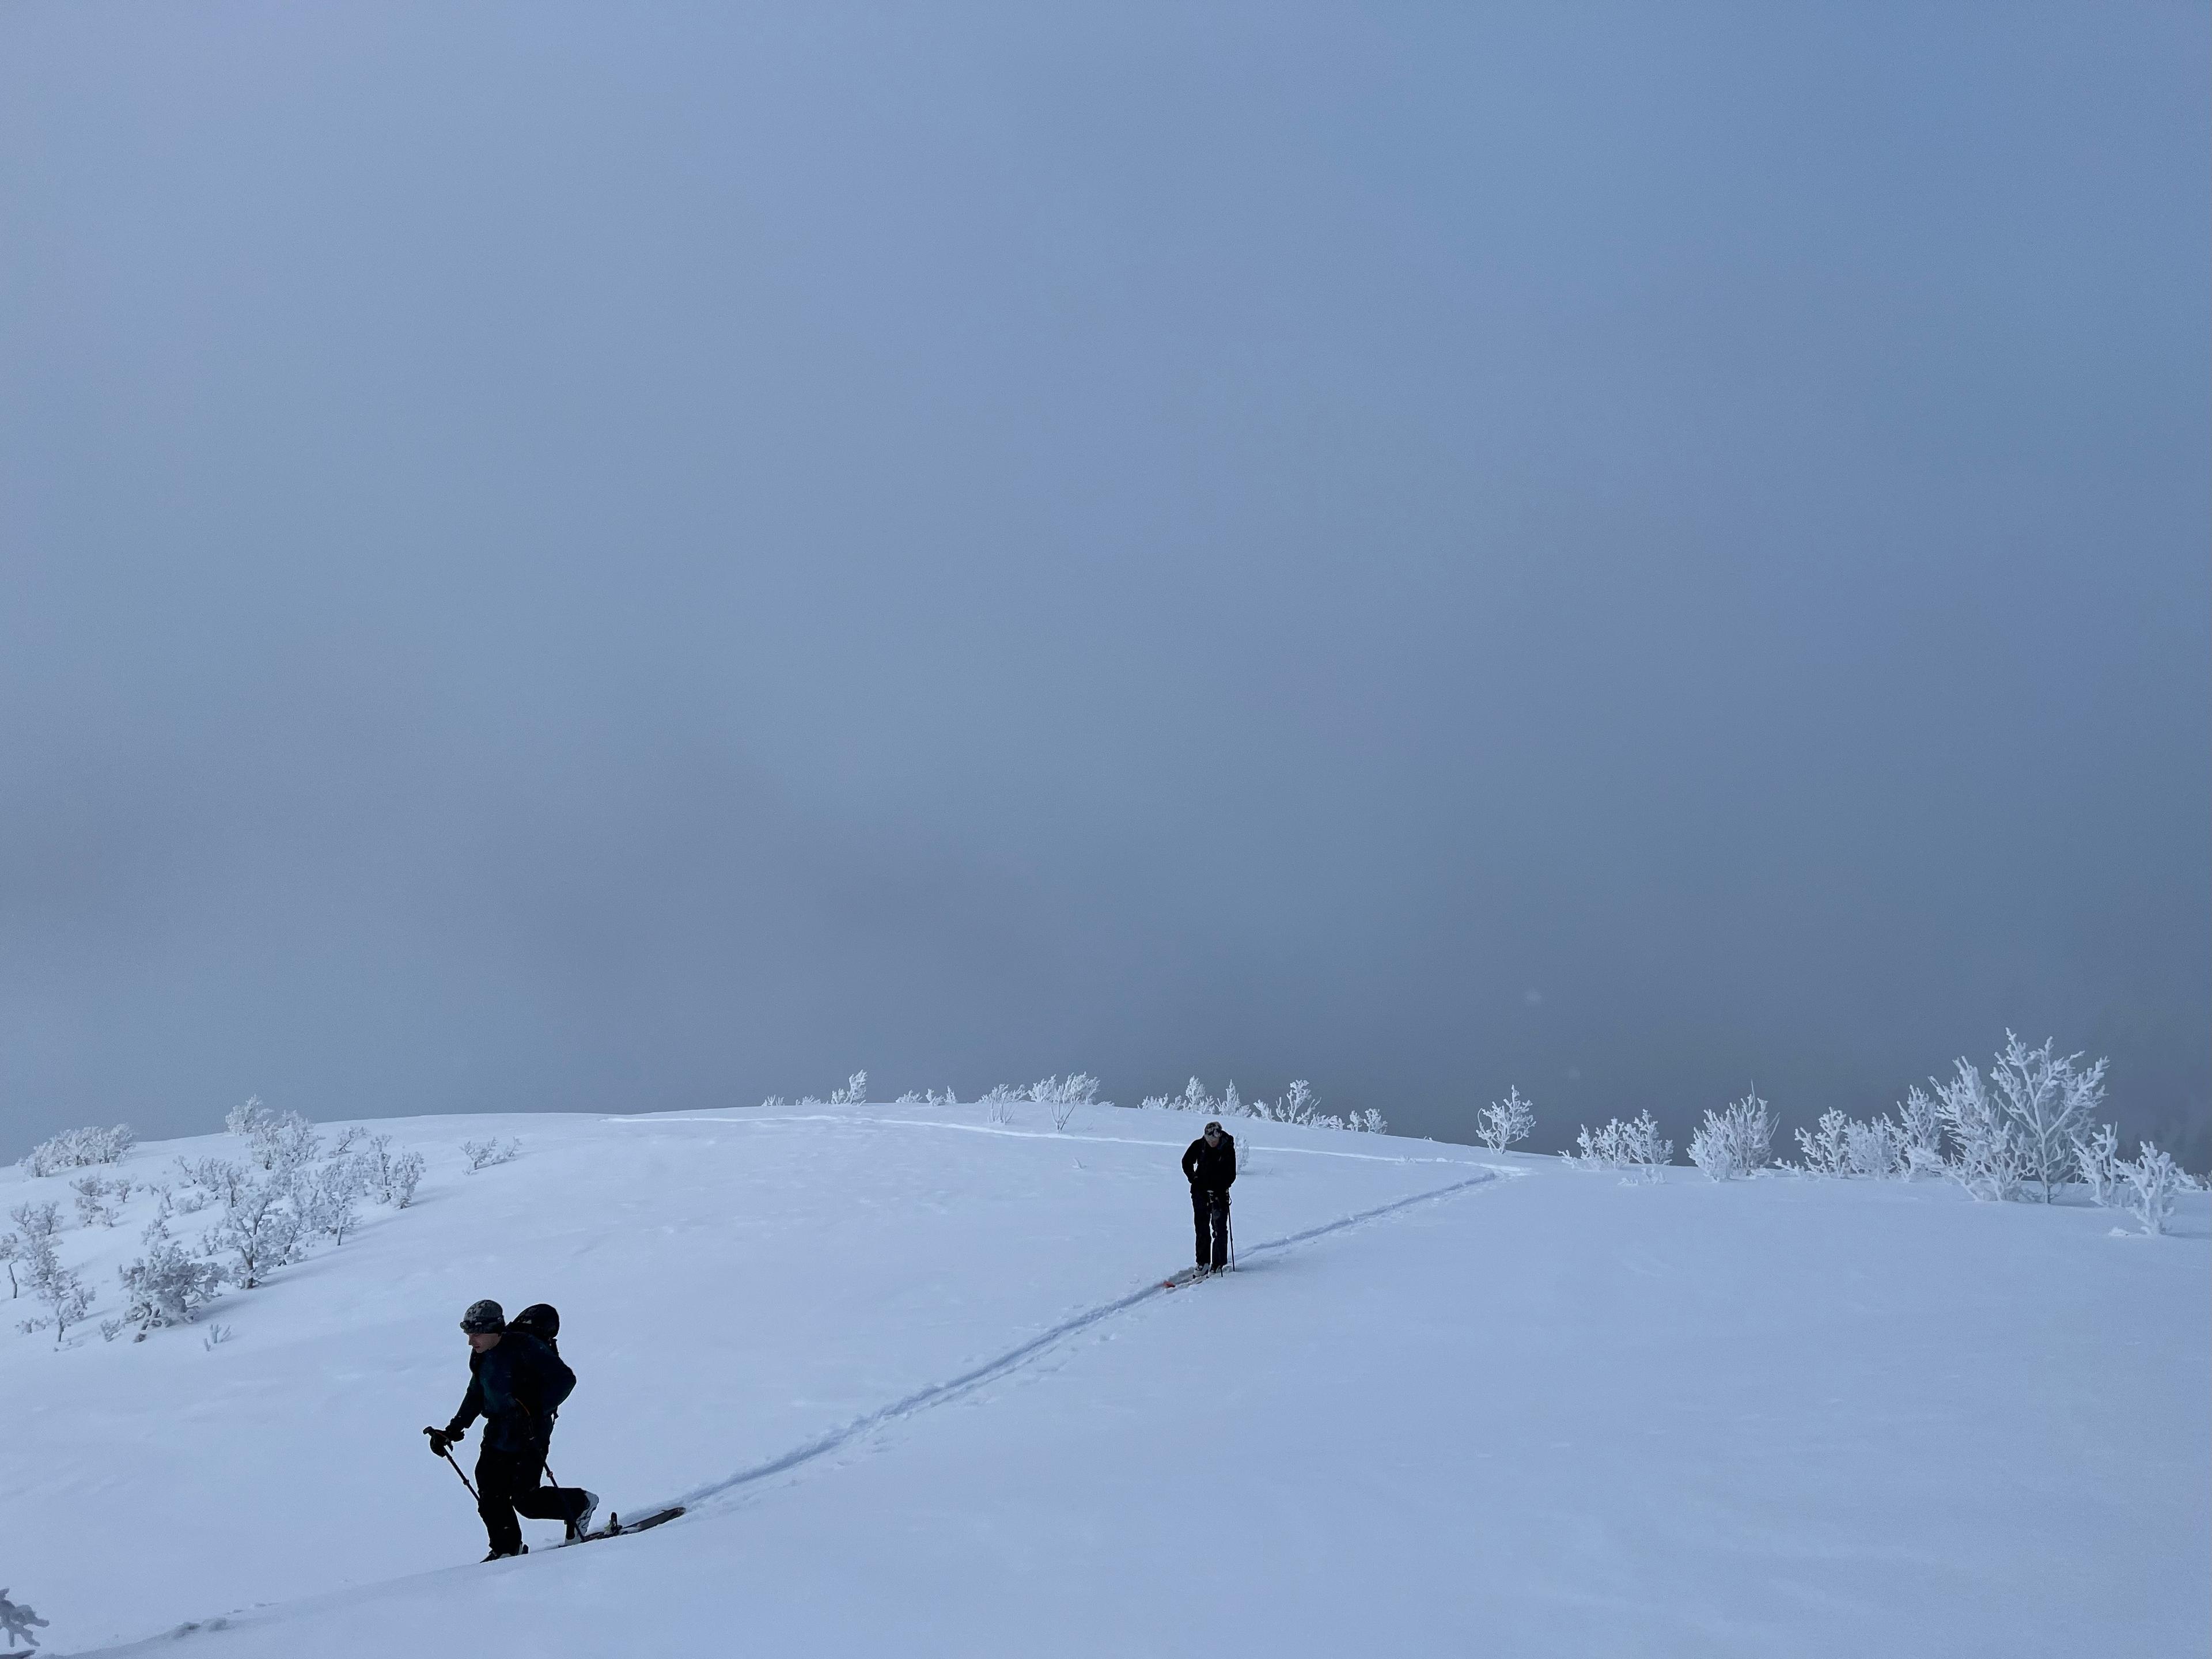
[459,1299,506,1334]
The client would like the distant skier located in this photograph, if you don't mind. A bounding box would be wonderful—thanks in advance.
[1181,1120,1236,1273]
[426,1299,599,1559]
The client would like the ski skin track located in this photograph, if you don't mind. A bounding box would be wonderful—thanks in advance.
[69,1153,1502,1655]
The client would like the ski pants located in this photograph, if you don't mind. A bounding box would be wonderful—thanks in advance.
[475,1442,589,1554]
[1191,1187,1230,1270]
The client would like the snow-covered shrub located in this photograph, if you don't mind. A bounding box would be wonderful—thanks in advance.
[1794,1109,1850,1176]
[361,1136,425,1207]
[206,1177,304,1289]
[21,1122,135,1176]
[2119,1142,2187,1237]
[1008,1074,1104,1131]
[176,1156,249,1208]
[1847,1116,1904,1176]
[828,1071,869,1106]
[118,1232,226,1331]
[203,1321,234,1350]
[8,1200,62,1242]
[1689,1092,1774,1180]
[1478,1088,1536,1153]
[1024,1073,1101,1107]
[1563,1112,1672,1181]
[462,1137,521,1173]
[0,1232,20,1298]
[19,1232,94,1347]
[296,1156,369,1244]
[1986,1032,2107,1203]
[266,1113,323,1177]
[1933,1059,2026,1203]
[226,1098,321,1175]
[1350,1108,1388,1134]
[1892,1085,1946,1175]
[1794,1109,1904,1178]
[2076,1123,2123,1208]
[70,1174,127,1228]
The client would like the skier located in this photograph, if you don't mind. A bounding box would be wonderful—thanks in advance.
[1181,1120,1236,1273]
[427,1298,599,1559]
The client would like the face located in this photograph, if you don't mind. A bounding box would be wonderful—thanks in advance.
[467,1331,502,1353]
[1205,1126,1220,1145]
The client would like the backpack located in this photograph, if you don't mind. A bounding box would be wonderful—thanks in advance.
[510,1302,560,1359]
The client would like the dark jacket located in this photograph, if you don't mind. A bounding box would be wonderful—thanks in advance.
[446,1330,575,1454]
[1182,1132,1237,1194]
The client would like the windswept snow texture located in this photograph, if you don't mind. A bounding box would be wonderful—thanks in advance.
[2,1103,2205,1657]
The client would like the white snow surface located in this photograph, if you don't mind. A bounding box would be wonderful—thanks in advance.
[2,1101,2205,1657]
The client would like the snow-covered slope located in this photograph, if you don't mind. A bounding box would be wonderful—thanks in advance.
[2,1103,2205,1657]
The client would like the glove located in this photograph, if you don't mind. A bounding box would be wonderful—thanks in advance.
[426,1426,463,1456]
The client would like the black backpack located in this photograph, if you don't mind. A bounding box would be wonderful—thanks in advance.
[510,1302,560,1359]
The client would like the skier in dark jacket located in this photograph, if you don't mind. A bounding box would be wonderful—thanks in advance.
[1181,1120,1236,1272]
[427,1299,599,1558]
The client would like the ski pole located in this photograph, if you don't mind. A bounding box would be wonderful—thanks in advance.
[1228,1210,1236,1271]
[425,1427,479,1502]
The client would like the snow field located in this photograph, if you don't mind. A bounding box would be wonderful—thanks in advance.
[3,1102,2206,1657]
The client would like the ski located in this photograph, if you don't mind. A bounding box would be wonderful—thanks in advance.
[554,1504,685,1546]
[1160,1267,1215,1290]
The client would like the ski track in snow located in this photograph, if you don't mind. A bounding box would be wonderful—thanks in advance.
[666,1165,1499,1521]
[69,1145,1499,1656]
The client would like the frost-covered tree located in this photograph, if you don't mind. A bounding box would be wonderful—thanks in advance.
[21,1232,94,1347]
[2075,1123,2123,1208]
[1350,1108,1388,1134]
[360,1136,425,1207]
[828,1071,869,1106]
[21,1123,135,1176]
[1796,1109,1907,1178]
[1892,1086,1946,1175]
[2119,1141,2188,1237]
[1933,1059,2026,1203]
[1021,1075,1103,1131]
[206,1178,304,1289]
[226,1098,320,1174]
[296,1156,369,1244]
[176,1155,249,1207]
[462,1138,521,1172]
[118,1230,226,1331]
[1689,1092,1774,1180]
[1986,1032,2106,1203]
[70,1174,127,1228]
[1478,1088,1536,1153]
[1564,1112,1671,1180]
[0,1232,20,1298]
[226,1094,276,1143]
[9,1200,62,1243]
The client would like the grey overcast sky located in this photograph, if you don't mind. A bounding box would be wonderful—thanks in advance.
[2,3,2206,1163]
